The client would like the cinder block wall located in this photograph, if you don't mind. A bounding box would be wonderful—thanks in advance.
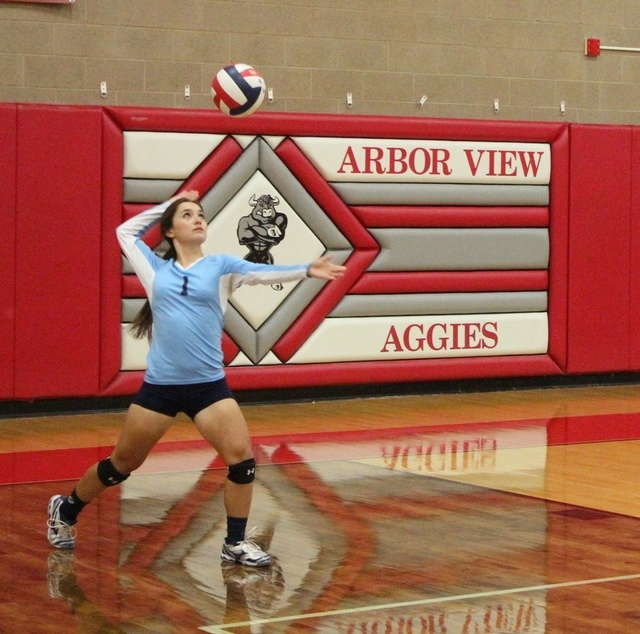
[2,0,640,123]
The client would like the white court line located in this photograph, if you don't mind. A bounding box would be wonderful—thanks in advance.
[199,572,640,633]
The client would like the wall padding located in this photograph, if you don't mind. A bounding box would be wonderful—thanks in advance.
[546,126,569,371]
[10,106,640,402]
[630,128,640,370]
[14,105,103,398]
[567,125,632,373]
[100,110,125,391]
[0,104,17,398]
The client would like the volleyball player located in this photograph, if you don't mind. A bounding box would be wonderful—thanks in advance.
[46,190,345,566]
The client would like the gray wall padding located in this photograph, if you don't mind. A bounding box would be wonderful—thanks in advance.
[200,140,259,219]
[122,298,146,322]
[331,183,549,206]
[123,179,183,203]
[369,228,549,270]
[330,291,548,317]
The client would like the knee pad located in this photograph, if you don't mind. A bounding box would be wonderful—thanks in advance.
[97,457,130,487]
[227,458,256,484]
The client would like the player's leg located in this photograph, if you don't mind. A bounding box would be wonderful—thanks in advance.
[81,403,175,498]
[194,397,271,567]
[47,403,174,549]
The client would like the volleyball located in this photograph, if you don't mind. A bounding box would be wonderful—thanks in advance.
[211,63,266,117]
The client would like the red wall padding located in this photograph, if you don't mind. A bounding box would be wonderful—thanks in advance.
[566,125,632,373]
[100,111,125,391]
[547,125,570,371]
[5,107,640,402]
[13,105,103,398]
[0,105,17,399]
[630,128,640,370]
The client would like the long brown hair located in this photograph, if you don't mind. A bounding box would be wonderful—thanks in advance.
[129,197,201,341]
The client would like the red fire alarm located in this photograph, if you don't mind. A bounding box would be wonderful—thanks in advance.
[585,38,601,57]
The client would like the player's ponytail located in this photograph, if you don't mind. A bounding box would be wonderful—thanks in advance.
[129,197,190,341]
[130,300,153,341]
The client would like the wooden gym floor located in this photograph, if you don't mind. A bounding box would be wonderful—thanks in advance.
[1,383,640,633]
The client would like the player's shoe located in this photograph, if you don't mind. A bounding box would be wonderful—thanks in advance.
[47,495,77,549]
[221,527,272,567]
[47,551,75,600]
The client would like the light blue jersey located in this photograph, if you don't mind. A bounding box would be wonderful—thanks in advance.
[117,200,309,385]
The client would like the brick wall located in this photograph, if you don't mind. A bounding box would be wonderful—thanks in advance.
[2,0,640,123]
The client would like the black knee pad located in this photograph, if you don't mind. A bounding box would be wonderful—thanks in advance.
[227,458,256,484]
[97,457,130,487]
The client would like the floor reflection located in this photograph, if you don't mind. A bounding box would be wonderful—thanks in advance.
[2,397,640,632]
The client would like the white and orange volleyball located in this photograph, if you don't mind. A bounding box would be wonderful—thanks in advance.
[211,63,266,117]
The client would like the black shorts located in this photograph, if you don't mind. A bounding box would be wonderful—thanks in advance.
[131,378,235,419]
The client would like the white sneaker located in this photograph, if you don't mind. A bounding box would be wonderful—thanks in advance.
[47,495,77,549]
[221,527,272,567]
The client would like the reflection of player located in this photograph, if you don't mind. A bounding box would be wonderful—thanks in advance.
[237,194,288,265]
[47,552,122,632]
[223,563,285,621]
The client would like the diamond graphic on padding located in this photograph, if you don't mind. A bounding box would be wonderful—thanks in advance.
[120,133,378,371]
[203,171,325,329]
[198,137,354,364]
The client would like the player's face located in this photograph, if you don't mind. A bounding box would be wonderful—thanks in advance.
[166,202,207,244]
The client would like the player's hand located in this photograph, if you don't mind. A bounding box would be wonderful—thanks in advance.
[308,255,346,280]
[171,189,200,202]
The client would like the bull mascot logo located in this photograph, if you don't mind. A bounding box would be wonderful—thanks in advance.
[237,194,288,290]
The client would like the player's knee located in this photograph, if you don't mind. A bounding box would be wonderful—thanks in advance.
[97,457,130,487]
[227,458,256,484]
